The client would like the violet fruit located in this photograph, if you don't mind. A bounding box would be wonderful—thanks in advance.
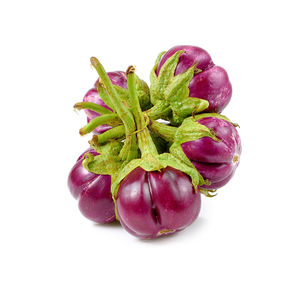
[68,148,115,223]
[181,115,241,189]
[148,113,241,191]
[84,66,204,238]
[116,166,200,239]
[70,48,241,240]
[147,45,232,124]
[113,67,202,238]
[156,45,232,114]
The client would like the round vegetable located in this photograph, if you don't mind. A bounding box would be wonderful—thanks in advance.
[116,166,201,239]
[156,45,232,113]
[67,148,115,223]
[70,54,242,240]
[181,117,241,189]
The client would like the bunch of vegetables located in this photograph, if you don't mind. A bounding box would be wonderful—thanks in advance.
[68,45,241,239]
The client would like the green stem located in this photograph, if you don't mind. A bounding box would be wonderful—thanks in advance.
[126,66,144,129]
[148,120,177,143]
[90,57,135,132]
[74,102,112,115]
[90,57,138,161]
[90,125,125,145]
[126,67,158,157]
[137,129,158,156]
[79,114,121,135]
[145,101,171,120]
[95,82,116,111]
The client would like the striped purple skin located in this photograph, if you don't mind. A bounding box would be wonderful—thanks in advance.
[156,45,232,113]
[68,148,115,224]
[83,71,127,134]
[181,117,241,189]
[116,167,201,239]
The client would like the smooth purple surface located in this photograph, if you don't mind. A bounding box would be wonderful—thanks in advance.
[156,45,232,113]
[193,162,234,190]
[182,117,241,189]
[189,66,232,113]
[68,149,115,224]
[116,167,201,239]
[157,45,213,75]
[83,71,127,134]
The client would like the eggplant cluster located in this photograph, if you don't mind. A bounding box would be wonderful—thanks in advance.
[68,45,241,239]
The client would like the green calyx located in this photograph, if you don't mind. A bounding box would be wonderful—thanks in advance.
[148,51,209,124]
[169,118,220,186]
[110,152,204,201]
[148,115,221,146]
[96,74,151,112]
[147,115,224,195]
[108,66,206,201]
[172,117,220,145]
[82,141,123,180]
[90,57,138,162]
[74,56,235,209]
[148,112,237,147]
[89,139,123,155]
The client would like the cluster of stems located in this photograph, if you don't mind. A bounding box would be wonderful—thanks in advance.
[89,58,138,162]
[74,57,222,198]
[126,66,158,158]
[75,90,177,150]
[76,58,161,162]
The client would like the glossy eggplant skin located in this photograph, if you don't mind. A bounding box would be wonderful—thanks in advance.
[83,71,127,134]
[181,117,241,189]
[68,148,115,224]
[116,167,201,239]
[156,45,232,113]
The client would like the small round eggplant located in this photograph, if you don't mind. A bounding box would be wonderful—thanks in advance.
[68,148,115,223]
[181,117,241,189]
[156,45,232,113]
[116,166,201,239]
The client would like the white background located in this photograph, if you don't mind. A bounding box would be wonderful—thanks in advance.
[1,0,299,280]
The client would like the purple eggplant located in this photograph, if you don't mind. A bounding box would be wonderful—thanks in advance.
[68,148,115,223]
[181,117,241,189]
[116,166,201,239]
[156,45,232,113]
